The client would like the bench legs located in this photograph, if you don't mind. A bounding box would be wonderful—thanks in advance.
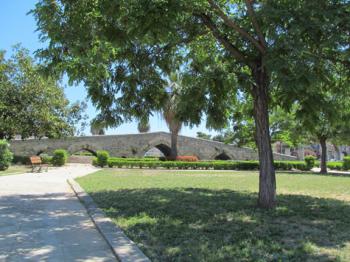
[31,165,44,173]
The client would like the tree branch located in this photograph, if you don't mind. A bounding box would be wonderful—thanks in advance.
[197,13,250,64]
[207,0,265,54]
[245,0,267,50]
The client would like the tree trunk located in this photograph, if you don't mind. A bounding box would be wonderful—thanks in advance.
[251,65,276,209]
[320,137,328,174]
[170,132,178,159]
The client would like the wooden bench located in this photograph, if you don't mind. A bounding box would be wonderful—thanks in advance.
[29,156,48,172]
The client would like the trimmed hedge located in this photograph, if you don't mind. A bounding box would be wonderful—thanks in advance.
[327,162,343,171]
[52,149,68,166]
[109,157,161,162]
[104,158,309,171]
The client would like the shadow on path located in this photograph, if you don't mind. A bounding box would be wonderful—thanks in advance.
[0,193,116,261]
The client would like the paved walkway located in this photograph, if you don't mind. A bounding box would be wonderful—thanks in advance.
[0,164,117,262]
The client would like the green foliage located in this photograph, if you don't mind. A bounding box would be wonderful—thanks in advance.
[0,140,13,171]
[40,154,52,164]
[96,150,110,167]
[73,151,94,156]
[137,116,150,133]
[31,0,348,131]
[196,132,211,140]
[270,106,307,148]
[106,158,307,171]
[327,162,343,171]
[92,157,98,167]
[0,46,87,139]
[90,119,105,135]
[343,156,350,171]
[52,149,68,166]
[304,156,316,170]
[32,0,349,207]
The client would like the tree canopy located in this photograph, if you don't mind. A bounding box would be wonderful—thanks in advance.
[0,46,87,139]
[32,0,349,208]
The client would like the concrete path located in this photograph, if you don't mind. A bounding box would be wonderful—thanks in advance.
[0,164,117,262]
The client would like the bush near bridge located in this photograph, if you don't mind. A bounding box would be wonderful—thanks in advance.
[51,149,68,166]
[96,150,110,167]
[0,140,13,171]
[104,157,310,171]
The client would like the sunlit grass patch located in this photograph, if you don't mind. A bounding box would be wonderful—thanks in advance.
[77,169,350,261]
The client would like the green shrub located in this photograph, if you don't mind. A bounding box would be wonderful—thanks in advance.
[304,156,316,170]
[96,150,110,167]
[0,140,13,171]
[92,157,98,166]
[106,158,308,171]
[343,156,350,170]
[40,154,52,164]
[52,149,68,166]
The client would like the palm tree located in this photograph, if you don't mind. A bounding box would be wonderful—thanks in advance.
[162,72,183,158]
[137,117,150,133]
[90,120,105,135]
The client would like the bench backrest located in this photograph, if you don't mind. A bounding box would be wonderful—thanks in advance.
[30,156,42,165]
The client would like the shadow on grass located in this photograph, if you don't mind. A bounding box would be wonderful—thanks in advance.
[89,188,350,261]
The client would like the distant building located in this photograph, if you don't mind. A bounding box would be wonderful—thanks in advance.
[273,141,350,161]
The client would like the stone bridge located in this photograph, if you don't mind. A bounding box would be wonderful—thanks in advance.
[9,132,296,161]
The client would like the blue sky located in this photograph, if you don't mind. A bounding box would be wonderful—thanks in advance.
[0,0,218,137]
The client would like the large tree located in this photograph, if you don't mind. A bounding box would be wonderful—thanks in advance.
[295,70,350,174]
[32,0,349,208]
[0,46,87,139]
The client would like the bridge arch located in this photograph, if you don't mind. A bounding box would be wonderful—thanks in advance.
[214,152,232,160]
[36,150,48,156]
[141,139,172,157]
[67,144,98,156]
[35,146,51,156]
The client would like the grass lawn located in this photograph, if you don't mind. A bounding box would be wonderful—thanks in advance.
[0,165,30,176]
[77,169,350,261]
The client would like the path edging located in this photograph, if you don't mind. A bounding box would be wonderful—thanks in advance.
[67,178,151,262]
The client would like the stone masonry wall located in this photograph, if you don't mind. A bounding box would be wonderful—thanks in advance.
[9,132,296,161]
